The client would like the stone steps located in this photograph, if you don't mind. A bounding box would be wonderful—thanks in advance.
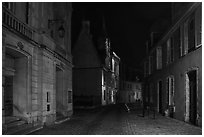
[5,116,21,124]
[6,123,32,135]
[7,120,26,129]
[55,112,70,124]
[3,116,43,135]
[13,124,43,135]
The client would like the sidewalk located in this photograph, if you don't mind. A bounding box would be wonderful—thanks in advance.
[125,110,202,135]
[31,104,202,135]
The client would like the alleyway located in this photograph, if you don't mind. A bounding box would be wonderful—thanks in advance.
[31,104,201,135]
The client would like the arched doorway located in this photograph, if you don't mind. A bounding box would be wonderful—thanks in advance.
[185,69,198,125]
[3,47,30,121]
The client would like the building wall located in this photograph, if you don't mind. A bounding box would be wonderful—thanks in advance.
[2,2,72,127]
[147,47,201,120]
[118,81,142,103]
[143,3,201,126]
[72,20,118,108]
[73,68,102,108]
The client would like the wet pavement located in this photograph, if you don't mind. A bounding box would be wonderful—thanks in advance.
[30,104,202,135]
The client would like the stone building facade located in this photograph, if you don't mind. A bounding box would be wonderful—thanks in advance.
[73,20,120,108]
[2,2,73,134]
[143,3,201,126]
[111,52,120,104]
[119,81,142,104]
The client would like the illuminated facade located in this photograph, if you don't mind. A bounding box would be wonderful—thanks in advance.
[119,81,142,103]
[73,20,120,108]
[143,3,201,126]
[2,2,73,134]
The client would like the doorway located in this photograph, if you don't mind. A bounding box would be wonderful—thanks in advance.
[186,70,197,125]
[157,80,162,114]
[4,76,13,116]
[3,47,28,121]
[56,66,64,119]
[167,76,175,118]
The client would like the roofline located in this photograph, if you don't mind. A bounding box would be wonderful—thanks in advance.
[143,2,200,62]
[113,51,120,60]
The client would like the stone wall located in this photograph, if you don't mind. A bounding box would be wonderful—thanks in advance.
[2,2,73,127]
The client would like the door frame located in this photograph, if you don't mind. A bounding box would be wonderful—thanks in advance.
[157,79,162,113]
[184,67,198,125]
[4,45,31,118]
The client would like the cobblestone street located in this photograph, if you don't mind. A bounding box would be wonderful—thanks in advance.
[31,104,202,135]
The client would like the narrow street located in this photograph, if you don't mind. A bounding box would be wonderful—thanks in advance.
[31,104,201,135]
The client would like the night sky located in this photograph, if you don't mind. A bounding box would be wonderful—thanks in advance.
[71,2,172,69]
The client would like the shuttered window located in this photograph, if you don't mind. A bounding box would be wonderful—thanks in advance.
[195,5,202,47]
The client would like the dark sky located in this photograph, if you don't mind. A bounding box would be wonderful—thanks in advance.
[72,2,172,69]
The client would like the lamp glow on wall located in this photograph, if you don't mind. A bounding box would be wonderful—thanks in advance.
[48,19,65,38]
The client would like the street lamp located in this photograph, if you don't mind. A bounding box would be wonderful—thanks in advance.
[48,19,65,38]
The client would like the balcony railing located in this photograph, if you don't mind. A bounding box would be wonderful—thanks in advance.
[2,6,34,40]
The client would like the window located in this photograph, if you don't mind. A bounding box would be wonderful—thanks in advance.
[183,20,189,55]
[173,27,182,58]
[47,92,50,103]
[3,2,15,13]
[144,61,146,77]
[152,51,156,72]
[149,56,153,74]
[150,83,153,103]
[156,47,162,69]
[26,2,29,24]
[68,91,72,103]
[112,58,115,72]
[104,90,106,100]
[188,16,195,52]
[167,39,170,64]
[167,38,174,64]
[179,25,185,57]
[167,76,175,106]
[144,61,149,77]
[195,5,202,47]
[47,92,51,111]
[47,104,50,111]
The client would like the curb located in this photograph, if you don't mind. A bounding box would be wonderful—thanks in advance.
[55,117,70,125]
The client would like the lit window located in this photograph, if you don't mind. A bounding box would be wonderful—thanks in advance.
[112,58,115,72]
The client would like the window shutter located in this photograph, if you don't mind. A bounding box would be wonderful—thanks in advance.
[184,20,189,54]
[195,5,202,47]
